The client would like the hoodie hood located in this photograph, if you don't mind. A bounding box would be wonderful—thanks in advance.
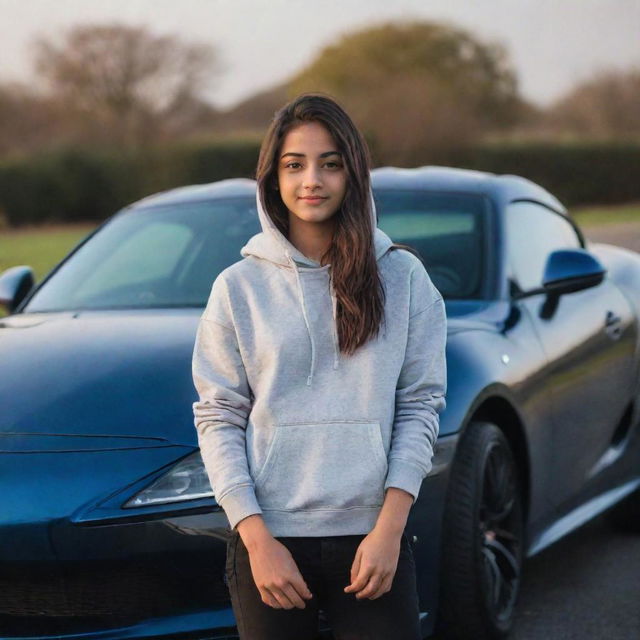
[240,187,394,267]
[240,187,394,386]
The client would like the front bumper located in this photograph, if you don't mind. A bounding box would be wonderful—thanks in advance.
[2,432,460,640]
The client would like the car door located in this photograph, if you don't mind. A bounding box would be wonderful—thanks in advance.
[506,201,637,510]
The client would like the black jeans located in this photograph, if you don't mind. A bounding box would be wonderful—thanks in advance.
[225,530,422,640]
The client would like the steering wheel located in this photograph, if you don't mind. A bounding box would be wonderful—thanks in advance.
[428,265,463,296]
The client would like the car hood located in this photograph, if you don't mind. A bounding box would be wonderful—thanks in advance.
[0,309,203,449]
[1,301,507,448]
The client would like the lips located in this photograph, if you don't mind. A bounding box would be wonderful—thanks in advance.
[299,196,328,201]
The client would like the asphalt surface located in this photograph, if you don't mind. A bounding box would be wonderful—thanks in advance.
[511,512,640,639]
[584,220,640,254]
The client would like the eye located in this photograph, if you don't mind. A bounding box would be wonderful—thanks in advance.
[285,161,302,169]
[324,161,342,169]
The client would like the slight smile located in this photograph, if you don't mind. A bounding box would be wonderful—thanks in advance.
[299,196,329,203]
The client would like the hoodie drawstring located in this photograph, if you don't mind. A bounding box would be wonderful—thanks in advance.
[329,282,340,370]
[287,252,316,387]
[286,251,340,386]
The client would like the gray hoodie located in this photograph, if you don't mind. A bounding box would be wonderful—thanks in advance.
[192,188,447,537]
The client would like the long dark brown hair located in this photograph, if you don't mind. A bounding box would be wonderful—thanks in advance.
[256,93,405,356]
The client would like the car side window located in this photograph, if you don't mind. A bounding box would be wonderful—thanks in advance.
[506,202,581,292]
[375,190,487,299]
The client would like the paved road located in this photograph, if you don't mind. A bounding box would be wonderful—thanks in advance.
[583,221,640,253]
[512,512,640,639]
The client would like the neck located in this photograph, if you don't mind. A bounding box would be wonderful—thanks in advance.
[287,215,336,265]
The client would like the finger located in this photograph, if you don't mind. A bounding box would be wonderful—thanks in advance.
[282,583,307,609]
[268,585,297,610]
[355,573,384,599]
[260,588,282,609]
[292,575,314,600]
[344,550,363,592]
[365,575,392,600]
[345,562,373,593]
[350,548,361,582]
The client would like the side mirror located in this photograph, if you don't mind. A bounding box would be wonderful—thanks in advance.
[0,266,35,313]
[542,248,606,294]
[514,249,606,300]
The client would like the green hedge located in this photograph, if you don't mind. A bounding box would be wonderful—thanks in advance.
[1,140,638,227]
[0,148,143,227]
[449,141,640,207]
[0,139,261,227]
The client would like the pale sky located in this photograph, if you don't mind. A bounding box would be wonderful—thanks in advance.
[1,0,639,110]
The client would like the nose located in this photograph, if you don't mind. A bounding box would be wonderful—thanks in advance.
[302,165,322,190]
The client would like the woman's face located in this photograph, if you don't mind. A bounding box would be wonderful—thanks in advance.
[276,120,348,227]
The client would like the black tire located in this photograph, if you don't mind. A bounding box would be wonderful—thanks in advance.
[605,487,640,533]
[436,421,525,640]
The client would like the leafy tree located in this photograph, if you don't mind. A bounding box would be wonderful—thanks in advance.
[288,21,525,164]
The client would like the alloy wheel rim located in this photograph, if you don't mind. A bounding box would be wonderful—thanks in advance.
[478,441,522,623]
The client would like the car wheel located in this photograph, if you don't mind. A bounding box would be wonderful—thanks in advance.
[436,421,524,640]
[605,487,640,532]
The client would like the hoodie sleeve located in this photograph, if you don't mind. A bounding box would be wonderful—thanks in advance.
[192,273,263,531]
[383,262,448,505]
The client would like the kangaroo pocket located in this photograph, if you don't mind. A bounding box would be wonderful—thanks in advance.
[254,420,388,511]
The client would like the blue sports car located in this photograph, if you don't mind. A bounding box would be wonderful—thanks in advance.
[2,166,640,640]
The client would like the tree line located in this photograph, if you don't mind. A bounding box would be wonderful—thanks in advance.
[1,20,638,165]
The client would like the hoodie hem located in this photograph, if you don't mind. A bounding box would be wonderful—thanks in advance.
[260,505,382,537]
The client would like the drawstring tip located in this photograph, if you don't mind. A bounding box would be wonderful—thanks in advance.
[306,375,312,386]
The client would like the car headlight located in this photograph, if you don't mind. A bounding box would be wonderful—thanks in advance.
[124,451,216,507]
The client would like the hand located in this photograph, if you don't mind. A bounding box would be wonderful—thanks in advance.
[343,527,403,600]
[246,536,314,610]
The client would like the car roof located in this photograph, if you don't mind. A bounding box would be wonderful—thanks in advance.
[127,166,566,215]
[129,178,258,209]
[371,166,567,214]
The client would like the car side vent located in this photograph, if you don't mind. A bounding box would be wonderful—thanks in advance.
[611,402,634,447]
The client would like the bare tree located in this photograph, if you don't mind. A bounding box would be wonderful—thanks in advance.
[0,82,59,156]
[32,23,221,147]
[542,67,640,139]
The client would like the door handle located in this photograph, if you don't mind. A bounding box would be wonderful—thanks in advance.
[605,310,623,340]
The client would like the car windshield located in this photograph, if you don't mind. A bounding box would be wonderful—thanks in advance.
[23,198,261,312]
[23,190,487,313]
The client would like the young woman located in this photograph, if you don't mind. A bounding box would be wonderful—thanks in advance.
[192,93,447,640]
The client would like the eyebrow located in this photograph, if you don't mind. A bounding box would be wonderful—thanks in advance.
[280,151,342,159]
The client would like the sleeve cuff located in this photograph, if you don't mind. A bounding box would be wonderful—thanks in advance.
[384,458,432,505]
[217,484,263,531]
